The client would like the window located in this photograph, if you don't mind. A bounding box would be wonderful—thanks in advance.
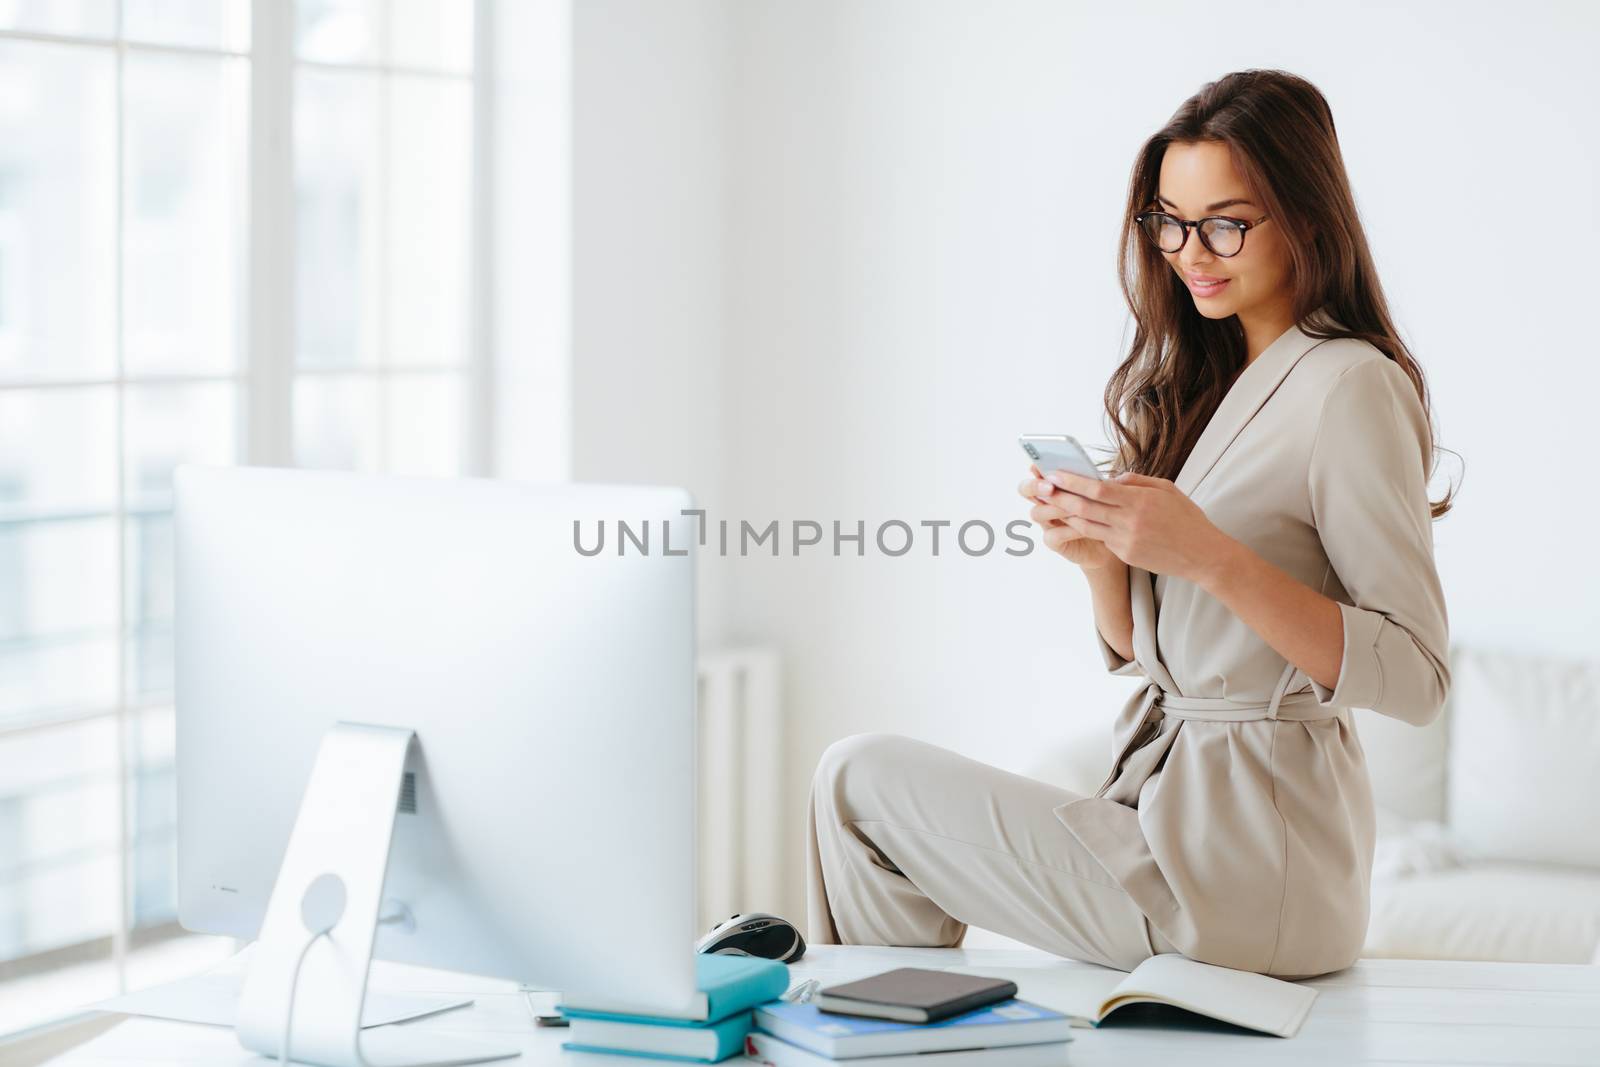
[293,0,477,474]
[0,0,486,1035]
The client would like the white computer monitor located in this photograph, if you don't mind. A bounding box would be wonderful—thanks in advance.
[174,466,698,1066]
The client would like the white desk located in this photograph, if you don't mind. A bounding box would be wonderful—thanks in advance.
[45,945,1600,1066]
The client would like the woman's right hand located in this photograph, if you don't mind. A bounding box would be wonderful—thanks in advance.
[1018,465,1121,572]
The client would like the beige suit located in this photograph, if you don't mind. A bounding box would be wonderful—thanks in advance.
[807,316,1451,979]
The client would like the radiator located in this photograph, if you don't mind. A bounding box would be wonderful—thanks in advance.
[695,648,784,934]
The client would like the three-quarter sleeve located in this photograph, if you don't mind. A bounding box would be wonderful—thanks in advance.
[1096,622,1144,676]
[1305,356,1450,726]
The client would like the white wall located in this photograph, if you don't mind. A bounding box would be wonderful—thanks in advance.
[563,0,1600,930]
[569,0,732,646]
[491,0,572,484]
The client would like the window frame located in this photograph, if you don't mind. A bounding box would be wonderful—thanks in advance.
[0,0,494,1012]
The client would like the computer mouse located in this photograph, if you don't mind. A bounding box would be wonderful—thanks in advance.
[695,912,806,963]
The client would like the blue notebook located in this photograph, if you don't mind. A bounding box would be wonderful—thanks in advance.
[560,954,790,1025]
[754,998,1073,1058]
[562,1010,753,1063]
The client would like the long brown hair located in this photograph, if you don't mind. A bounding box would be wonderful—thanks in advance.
[1105,68,1457,519]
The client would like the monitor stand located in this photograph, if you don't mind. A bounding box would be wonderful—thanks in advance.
[235,722,520,1066]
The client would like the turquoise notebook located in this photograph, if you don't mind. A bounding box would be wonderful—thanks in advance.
[562,1011,752,1063]
[559,954,790,1024]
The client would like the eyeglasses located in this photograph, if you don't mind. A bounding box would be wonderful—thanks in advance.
[1133,209,1270,258]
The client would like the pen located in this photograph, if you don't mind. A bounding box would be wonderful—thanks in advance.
[782,977,820,1003]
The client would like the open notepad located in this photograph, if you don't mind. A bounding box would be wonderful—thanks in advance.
[962,953,1318,1039]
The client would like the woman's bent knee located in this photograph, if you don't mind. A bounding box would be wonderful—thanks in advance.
[812,732,915,820]
[814,732,908,786]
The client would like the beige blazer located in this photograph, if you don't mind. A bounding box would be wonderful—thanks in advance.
[1053,315,1451,979]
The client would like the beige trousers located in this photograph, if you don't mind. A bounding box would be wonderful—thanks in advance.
[806,732,1179,971]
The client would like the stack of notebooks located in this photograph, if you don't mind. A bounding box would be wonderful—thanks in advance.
[745,969,1075,1066]
[558,954,792,1062]
[558,951,1318,1062]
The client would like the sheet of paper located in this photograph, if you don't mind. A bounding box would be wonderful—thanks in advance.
[92,972,472,1029]
[51,1015,270,1066]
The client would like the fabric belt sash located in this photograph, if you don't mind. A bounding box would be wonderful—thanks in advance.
[1090,674,1348,800]
[1133,681,1345,724]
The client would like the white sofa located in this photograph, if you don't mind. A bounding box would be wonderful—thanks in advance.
[1021,645,1600,964]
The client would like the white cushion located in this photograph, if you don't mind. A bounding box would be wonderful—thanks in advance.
[1365,861,1600,964]
[1446,648,1600,867]
[1355,701,1450,824]
[1372,808,1460,881]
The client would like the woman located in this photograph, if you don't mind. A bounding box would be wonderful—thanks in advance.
[805,69,1453,979]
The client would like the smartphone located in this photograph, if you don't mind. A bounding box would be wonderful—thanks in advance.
[1018,434,1104,481]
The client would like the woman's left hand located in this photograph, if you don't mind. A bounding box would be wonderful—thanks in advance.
[1034,469,1236,584]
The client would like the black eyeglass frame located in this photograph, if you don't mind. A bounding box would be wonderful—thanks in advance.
[1133,209,1271,258]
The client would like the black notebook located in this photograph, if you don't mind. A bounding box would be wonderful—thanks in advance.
[814,967,1019,1023]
